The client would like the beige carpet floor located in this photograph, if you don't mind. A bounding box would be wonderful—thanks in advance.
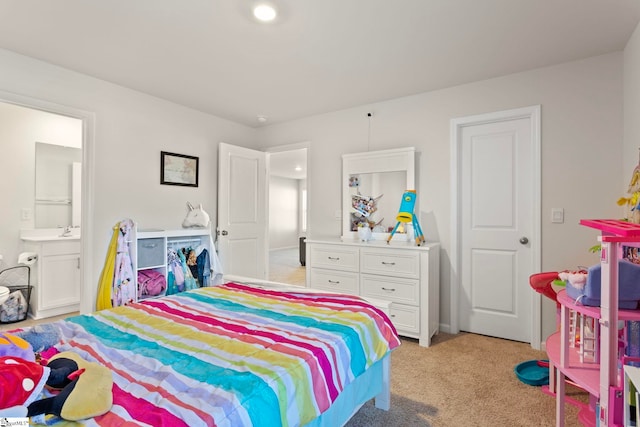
[346,332,588,427]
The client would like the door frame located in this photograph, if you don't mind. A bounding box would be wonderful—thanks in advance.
[450,105,542,349]
[0,89,95,315]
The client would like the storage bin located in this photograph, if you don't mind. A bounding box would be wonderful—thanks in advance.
[566,260,640,309]
[0,265,32,323]
[137,238,165,268]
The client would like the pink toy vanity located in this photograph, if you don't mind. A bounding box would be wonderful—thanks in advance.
[546,219,640,427]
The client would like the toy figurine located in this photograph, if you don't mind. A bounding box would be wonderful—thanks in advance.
[387,190,425,246]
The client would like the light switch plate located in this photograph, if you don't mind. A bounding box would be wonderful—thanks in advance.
[551,208,564,224]
[21,208,32,221]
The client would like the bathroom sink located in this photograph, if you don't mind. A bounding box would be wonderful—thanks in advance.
[20,228,81,242]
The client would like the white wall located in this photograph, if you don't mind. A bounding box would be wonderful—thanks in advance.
[625,23,640,188]
[0,48,258,314]
[258,52,624,341]
[269,176,300,250]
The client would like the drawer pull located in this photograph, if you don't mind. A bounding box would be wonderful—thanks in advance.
[381,287,396,292]
[142,243,158,249]
[381,261,396,266]
[327,256,340,261]
[328,280,340,284]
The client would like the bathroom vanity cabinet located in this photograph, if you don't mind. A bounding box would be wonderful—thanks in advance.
[21,237,81,319]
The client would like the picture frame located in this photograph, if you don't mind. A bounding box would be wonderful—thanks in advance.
[160,151,199,187]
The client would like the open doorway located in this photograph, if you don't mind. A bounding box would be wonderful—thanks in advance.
[0,101,82,257]
[0,91,94,316]
[268,146,308,286]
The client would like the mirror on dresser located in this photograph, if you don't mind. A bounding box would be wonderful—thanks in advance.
[341,147,415,241]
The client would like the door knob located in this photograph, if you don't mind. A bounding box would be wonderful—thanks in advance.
[221,230,228,236]
[519,237,529,245]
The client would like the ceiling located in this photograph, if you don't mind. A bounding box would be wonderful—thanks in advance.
[0,1,639,128]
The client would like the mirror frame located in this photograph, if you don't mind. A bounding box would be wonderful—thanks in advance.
[341,147,415,240]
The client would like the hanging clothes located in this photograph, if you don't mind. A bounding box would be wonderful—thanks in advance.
[112,219,136,307]
[209,235,224,285]
[96,224,119,311]
[179,249,198,291]
[185,248,198,279]
[196,249,211,286]
[166,248,183,295]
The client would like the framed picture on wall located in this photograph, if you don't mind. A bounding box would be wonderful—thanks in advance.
[160,151,199,187]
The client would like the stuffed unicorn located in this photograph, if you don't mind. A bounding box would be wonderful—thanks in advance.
[182,202,210,228]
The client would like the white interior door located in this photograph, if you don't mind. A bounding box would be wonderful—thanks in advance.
[457,109,539,343]
[217,143,267,279]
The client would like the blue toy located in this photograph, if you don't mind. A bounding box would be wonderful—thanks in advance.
[387,190,425,245]
[0,332,34,361]
[14,324,61,353]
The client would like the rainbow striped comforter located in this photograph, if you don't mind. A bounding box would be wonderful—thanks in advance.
[54,283,401,426]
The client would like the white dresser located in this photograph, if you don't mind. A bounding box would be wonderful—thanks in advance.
[305,238,440,347]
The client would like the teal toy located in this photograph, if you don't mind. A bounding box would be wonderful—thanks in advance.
[387,190,425,245]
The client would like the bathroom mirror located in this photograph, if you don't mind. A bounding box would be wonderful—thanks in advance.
[34,142,82,228]
[342,147,415,240]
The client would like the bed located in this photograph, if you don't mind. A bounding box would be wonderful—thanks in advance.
[40,280,400,426]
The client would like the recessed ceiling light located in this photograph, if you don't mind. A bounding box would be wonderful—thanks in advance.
[253,4,277,22]
[257,115,268,123]
[295,166,302,172]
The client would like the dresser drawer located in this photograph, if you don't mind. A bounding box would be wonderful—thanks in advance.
[389,303,419,335]
[360,249,419,279]
[309,244,359,272]
[309,268,359,295]
[137,238,165,268]
[360,274,419,305]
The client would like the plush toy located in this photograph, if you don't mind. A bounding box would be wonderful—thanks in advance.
[0,332,35,362]
[0,355,50,417]
[182,202,210,228]
[14,324,61,353]
[27,351,113,421]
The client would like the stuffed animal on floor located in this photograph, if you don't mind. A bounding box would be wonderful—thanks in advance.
[27,351,113,421]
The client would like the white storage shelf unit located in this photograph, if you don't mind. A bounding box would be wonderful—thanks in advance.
[132,227,211,301]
